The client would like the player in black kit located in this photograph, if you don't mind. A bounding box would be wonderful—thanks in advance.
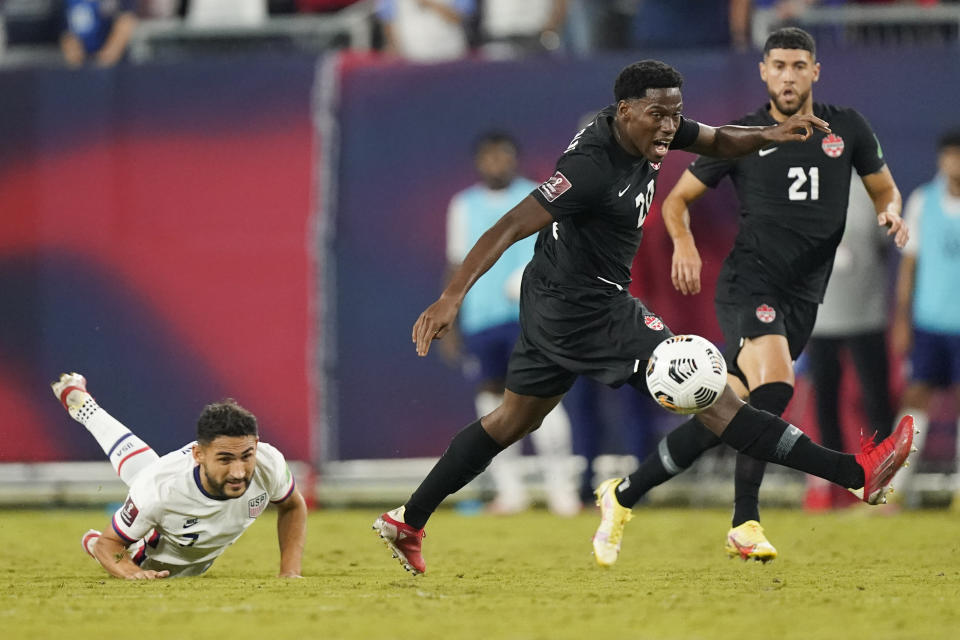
[372,58,916,575]
[598,28,910,564]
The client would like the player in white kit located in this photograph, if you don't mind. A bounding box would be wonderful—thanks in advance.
[52,373,307,580]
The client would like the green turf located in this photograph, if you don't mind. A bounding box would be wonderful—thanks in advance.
[2,507,958,639]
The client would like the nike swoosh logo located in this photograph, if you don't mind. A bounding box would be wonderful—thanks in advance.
[758,147,778,157]
[618,185,631,197]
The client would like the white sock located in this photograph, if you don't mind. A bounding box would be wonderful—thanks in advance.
[72,396,160,485]
[894,409,928,503]
[476,391,528,510]
[531,402,580,516]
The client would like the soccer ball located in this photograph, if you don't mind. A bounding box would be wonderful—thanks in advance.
[645,335,727,415]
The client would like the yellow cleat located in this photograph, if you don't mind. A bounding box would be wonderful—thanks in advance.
[725,520,778,562]
[592,478,633,567]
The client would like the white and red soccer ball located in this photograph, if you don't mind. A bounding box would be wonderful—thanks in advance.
[645,335,727,415]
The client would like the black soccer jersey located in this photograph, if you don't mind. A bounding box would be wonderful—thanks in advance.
[689,102,885,302]
[530,104,700,292]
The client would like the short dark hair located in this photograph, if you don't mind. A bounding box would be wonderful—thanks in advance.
[614,60,684,102]
[473,130,518,156]
[764,27,816,58]
[938,128,960,151]
[196,399,258,445]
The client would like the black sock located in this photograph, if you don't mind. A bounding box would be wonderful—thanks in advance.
[733,382,794,527]
[616,417,721,508]
[404,420,504,529]
[721,404,864,489]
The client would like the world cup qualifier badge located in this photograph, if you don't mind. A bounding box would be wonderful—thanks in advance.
[821,133,845,158]
[756,304,776,323]
[644,315,664,331]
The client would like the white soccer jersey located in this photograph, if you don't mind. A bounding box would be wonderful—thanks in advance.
[110,441,295,577]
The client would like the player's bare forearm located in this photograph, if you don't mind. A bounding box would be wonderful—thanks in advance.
[95,13,136,67]
[275,489,307,578]
[892,254,916,355]
[92,530,168,580]
[663,171,709,295]
[862,167,907,247]
[60,33,86,67]
[687,113,831,158]
[412,196,552,356]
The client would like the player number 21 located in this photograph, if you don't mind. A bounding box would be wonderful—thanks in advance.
[787,166,820,201]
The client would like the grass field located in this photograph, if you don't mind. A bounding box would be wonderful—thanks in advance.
[2,506,958,640]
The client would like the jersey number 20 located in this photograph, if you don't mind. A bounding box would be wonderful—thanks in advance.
[635,181,656,227]
[787,166,820,201]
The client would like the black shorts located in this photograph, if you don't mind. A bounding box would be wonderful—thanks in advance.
[505,266,672,397]
[714,274,818,384]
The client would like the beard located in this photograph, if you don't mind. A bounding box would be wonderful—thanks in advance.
[769,86,811,117]
[204,468,250,498]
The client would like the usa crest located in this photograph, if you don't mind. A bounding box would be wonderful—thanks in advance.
[756,304,776,323]
[821,133,844,158]
[644,315,664,331]
[537,171,572,202]
[248,492,268,518]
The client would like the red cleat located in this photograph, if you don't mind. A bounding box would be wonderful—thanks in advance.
[853,415,917,505]
[372,507,426,575]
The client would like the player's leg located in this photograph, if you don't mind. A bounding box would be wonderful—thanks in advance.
[847,330,895,441]
[480,383,531,515]
[696,383,915,506]
[890,329,942,505]
[373,389,565,574]
[727,333,795,561]
[804,336,844,510]
[51,373,159,485]
[529,400,581,516]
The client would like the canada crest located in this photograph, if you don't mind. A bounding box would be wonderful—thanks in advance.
[756,304,776,323]
[821,133,845,158]
[644,315,664,331]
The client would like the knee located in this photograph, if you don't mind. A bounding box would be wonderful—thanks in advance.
[697,385,744,434]
[482,408,538,447]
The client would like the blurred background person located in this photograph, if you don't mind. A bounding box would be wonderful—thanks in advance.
[187,0,268,26]
[443,131,579,516]
[890,128,960,507]
[59,0,137,68]
[803,172,895,511]
[479,0,567,58]
[377,0,475,63]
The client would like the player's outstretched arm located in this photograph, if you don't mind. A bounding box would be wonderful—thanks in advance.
[892,253,917,357]
[275,488,308,578]
[686,112,831,159]
[412,196,553,356]
[862,167,907,248]
[92,528,169,580]
[663,170,710,295]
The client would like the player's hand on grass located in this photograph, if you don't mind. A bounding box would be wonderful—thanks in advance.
[878,209,909,248]
[766,113,831,143]
[413,295,460,356]
[671,235,702,295]
[127,569,169,580]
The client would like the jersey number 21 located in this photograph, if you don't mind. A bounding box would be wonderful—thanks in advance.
[787,166,820,201]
